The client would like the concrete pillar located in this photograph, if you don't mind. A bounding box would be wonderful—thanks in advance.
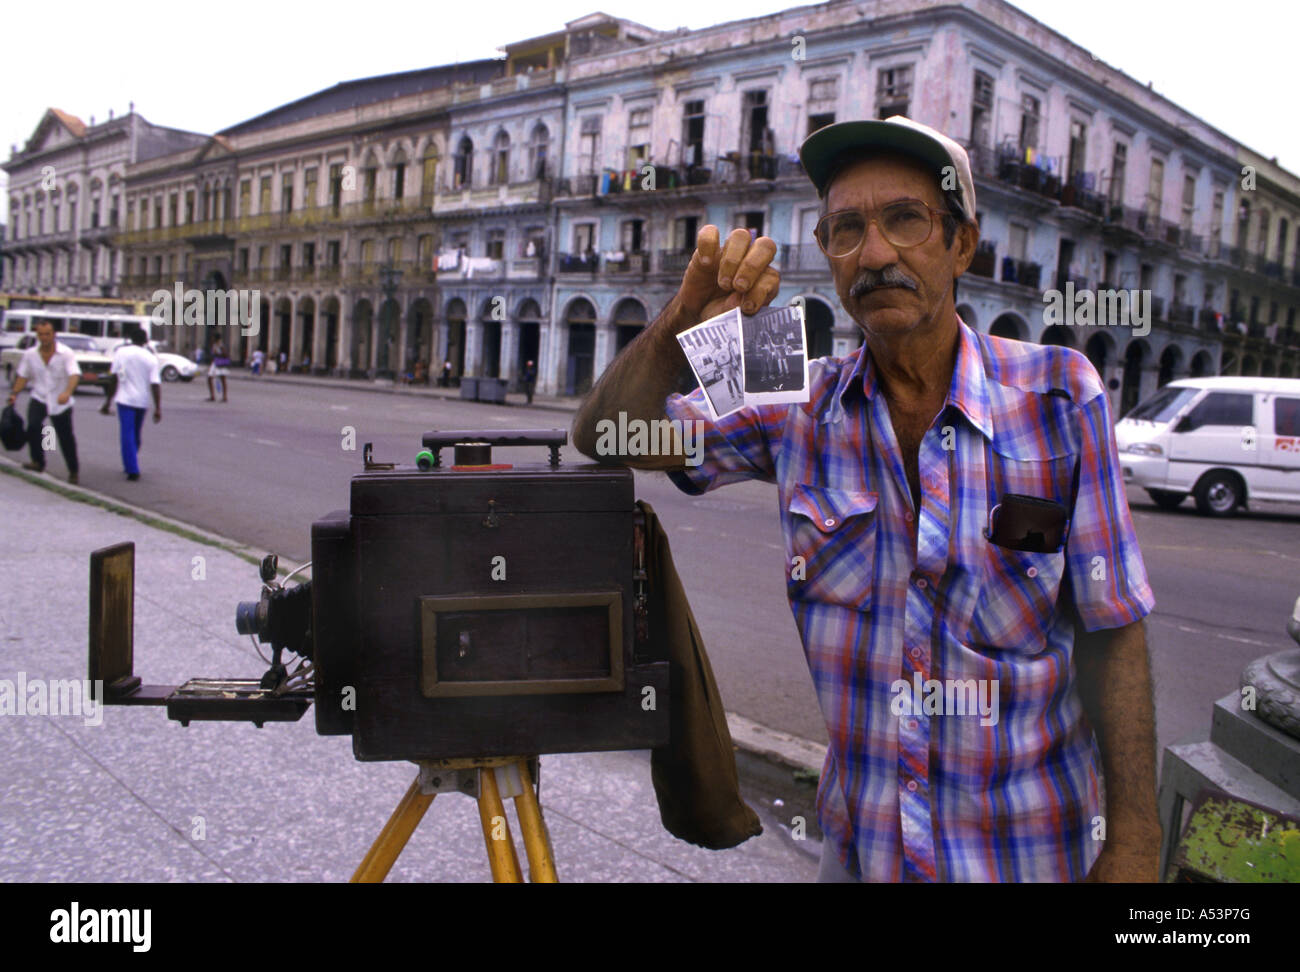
[289,298,303,365]
[594,321,613,380]
[393,302,409,375]
[502,321,518,384]
[312,310,327,372]
[465,321,481,377]
[339,311,353,374]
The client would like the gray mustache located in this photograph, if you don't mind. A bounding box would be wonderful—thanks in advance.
[850,266,918,298]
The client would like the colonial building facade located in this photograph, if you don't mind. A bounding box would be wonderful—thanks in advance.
[3,108,207,299]
[7,1,1298,413]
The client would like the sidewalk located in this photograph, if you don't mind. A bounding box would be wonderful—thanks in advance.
[0,462,821,882]
[226,366,584,415]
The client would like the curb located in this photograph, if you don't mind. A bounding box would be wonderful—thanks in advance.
[0,453,827,779]
[222,370,582,415]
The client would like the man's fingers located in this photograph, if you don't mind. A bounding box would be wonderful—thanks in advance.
[695,224,720,266]
[716,229,754,288]
[740,267,782,314]
[731,236,779,293]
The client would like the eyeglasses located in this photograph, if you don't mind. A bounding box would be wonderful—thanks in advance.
[814,200,949,257]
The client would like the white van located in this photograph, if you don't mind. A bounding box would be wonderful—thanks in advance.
[1115,376,1300,516]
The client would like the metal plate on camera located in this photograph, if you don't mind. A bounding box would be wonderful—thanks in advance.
[416,764,480,797]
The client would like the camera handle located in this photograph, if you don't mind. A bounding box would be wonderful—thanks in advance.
[419,429,567,469]
[351,755,557,883]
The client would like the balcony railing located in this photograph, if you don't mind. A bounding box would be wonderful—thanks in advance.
[1199,308,1222,331]
[969,245,996,278]
[780,243,825,273]
[657,249,692,275]
[557,252,599,274]
[1150,296,1165,320]
[993,148,1062,201]
[1000,259,1041,289]
[1054,273,1089,293]
[1058,177,1106,218]
[1168,302,1195,325]
[604,251,650,274]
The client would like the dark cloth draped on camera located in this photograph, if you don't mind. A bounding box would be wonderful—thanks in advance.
[640,500,763,849]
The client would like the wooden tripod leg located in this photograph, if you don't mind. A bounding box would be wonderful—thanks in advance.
[351,776,435,883]
[513,759,558,883]
[478,766,523,883]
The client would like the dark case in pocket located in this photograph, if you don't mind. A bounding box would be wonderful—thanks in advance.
[986,493,1067,552]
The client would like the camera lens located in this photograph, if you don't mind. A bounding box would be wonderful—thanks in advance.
[235,600,263,637]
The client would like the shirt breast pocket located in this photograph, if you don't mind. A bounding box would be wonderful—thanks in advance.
[969,540,1067,653]
[785,483,878,611]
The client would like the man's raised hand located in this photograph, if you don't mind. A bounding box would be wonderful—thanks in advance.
[674,226,781,327]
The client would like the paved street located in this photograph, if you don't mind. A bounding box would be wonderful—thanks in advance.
[14,374,1300,769]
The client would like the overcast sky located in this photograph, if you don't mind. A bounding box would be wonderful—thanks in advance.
[2,0,1296,224]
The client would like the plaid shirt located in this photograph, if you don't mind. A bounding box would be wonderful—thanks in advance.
[664,319,1155,882]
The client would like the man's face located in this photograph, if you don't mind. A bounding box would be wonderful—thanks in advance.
[35,324,55,351]
[823,153,977,340]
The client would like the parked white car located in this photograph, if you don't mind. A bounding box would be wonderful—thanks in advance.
[106,340,198,382]
[1115,376,1300,516]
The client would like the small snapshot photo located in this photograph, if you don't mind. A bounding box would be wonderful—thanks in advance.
[676,308,745,420]
[741,303,808,405]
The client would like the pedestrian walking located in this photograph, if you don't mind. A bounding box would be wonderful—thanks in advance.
[207,340,229,402]
[251,348,265,376]
[108,325,162,481]
[521,359,538,404]
[6,319,81,484]
[439,360,453,387]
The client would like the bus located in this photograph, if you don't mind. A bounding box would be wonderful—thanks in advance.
[0,295,152,355]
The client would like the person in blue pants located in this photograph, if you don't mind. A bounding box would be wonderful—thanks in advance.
[106,325,162,480]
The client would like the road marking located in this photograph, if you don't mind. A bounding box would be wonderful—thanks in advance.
[254,438,280,447]
[1147,543,1299,561]
[329,405,348,411]
[1153,615,1277,649]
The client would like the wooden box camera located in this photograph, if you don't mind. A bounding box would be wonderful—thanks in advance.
[310,431,670,761]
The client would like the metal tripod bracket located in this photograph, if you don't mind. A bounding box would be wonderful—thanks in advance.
[414,756,539,800]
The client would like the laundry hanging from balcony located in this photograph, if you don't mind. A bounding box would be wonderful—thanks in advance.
[435,249,462,271]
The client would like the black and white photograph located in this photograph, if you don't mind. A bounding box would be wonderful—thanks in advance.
[741,303,808,404]
[675,308,746,419]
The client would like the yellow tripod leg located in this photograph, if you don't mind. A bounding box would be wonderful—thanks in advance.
[351,776,435,883]
[478,766,523,883]
[513,759,558,883]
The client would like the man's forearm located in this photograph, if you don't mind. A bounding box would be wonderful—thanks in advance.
[64,375,80,396]
[1075,619,1160,842]
[572,296,694,467]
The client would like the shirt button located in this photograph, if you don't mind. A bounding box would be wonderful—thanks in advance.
[916,577,928,589]
[1027,566,1038,578]
[906,780,918,792]
[904,510,914,522]
[909,647,921,659]
[906,719,918,731]
[824,517,835,527]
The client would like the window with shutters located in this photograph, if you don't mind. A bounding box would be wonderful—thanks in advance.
[876,65,912,118]
[579,116,601,176]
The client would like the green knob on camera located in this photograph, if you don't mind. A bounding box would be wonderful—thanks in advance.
[415,449,435,471]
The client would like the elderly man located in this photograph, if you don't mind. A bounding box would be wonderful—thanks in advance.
[573,116,1159,883]
[6,319,81,484]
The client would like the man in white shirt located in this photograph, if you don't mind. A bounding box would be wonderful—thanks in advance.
[6,320,81,484]
[109,326,162,481]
